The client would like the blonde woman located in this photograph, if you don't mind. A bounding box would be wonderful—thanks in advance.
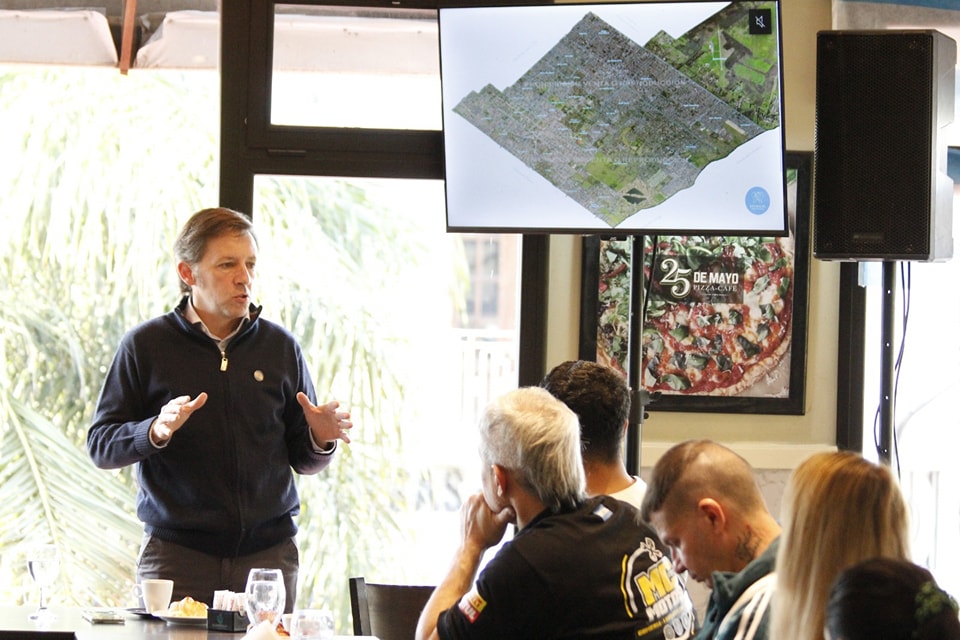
[770,451,911,640]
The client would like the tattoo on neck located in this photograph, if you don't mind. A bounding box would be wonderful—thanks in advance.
[735,529,760,563]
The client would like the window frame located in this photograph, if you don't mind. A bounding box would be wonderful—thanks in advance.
[218,0,548,385]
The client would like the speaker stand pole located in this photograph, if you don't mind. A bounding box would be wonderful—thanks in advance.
[878,260,897,467]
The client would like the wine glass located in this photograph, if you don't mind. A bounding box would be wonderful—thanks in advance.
[26,544,60,620]
[244,568,285,629]
[289,608,335,640]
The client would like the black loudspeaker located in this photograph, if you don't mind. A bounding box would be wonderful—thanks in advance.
[814,30,956,261]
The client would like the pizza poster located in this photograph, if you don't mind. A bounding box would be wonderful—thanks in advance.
[641,235,795,398]
[589,154,809,412]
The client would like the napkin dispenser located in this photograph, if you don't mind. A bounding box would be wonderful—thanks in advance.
[207,609,249,632]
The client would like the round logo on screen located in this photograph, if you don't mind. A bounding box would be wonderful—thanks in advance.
[745,187,771,215]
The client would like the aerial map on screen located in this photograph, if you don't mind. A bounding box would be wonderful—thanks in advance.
[441,1,785,234]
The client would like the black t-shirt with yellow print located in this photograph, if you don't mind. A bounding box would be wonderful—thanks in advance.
[438,495,697,640]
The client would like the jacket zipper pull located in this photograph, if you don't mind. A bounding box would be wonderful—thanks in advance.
[220,350,228,372]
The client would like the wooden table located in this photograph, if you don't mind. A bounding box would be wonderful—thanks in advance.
[0,606,373,639]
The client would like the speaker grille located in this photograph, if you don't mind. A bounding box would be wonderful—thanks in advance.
[815,32,939,260]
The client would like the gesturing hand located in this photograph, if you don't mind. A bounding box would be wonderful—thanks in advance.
[151,393,208,445]
[296,392,353,446]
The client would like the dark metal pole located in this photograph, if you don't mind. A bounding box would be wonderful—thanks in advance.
[625,235,646,475]
[878,260,897,466]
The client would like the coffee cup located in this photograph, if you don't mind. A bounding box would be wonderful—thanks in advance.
[133,578,174,613]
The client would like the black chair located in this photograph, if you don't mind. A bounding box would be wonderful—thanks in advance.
[349,576,434,640]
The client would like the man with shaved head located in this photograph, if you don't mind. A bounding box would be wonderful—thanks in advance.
[640,440,781,640]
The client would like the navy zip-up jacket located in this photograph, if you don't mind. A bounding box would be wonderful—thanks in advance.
[87,297,334,557]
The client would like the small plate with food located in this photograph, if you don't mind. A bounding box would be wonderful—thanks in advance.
[155,596,209,625]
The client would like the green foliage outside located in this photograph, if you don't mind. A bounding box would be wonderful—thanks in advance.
[0,66,462,632]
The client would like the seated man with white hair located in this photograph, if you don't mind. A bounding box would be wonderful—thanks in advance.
[415,386,696,640]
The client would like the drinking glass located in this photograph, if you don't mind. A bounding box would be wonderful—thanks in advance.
[244,568,285,628]
[289,608,335,640]
[26,544,60,620]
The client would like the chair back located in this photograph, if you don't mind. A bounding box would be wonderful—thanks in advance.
[349,576,434,640]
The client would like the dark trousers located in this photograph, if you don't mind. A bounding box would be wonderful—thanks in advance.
[136,534,299,613]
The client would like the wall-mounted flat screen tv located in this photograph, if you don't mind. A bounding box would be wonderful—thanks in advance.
[439,1,788,236]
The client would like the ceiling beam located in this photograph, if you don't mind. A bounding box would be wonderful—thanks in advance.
[0,1,217,16]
